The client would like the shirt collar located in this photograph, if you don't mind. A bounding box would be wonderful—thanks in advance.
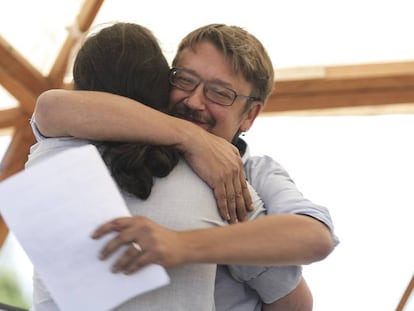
[234,138,250,164]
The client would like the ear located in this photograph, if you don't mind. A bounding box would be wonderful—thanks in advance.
[239,102,263,132]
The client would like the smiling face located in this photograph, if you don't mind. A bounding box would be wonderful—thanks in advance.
[169,41,263,143]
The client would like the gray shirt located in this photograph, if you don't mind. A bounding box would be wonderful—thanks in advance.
[26,137,222,311]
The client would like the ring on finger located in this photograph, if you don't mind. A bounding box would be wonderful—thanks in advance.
[131,241,143,254]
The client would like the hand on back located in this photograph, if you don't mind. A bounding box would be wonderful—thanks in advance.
[180,128,253,223]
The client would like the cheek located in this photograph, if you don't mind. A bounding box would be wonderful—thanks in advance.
[168,89,179,108]
[209,107,243,139]
[208,105,227,123]
[214,106,245,126]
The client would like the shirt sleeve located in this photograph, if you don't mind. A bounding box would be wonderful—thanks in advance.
[30,115,47,142]
[245,155,339,245]
[228,264,302,303]
[26,136,90,168]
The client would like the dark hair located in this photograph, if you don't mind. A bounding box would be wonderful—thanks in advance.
[73,22,179,199]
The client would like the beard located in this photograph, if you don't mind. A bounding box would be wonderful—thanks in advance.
[169,102,216,129]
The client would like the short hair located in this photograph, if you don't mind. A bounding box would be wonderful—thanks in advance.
[172,23,275,105]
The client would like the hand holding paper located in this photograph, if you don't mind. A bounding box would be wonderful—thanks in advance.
[0,145,169,311]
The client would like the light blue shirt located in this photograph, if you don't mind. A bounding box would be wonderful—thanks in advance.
[214,139,338,310]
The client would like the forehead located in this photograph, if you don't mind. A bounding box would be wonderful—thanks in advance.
[175,41,252,93]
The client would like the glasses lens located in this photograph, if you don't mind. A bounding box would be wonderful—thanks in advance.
[169,68,237,106]
[205,84,236,106]
[171,69,198,91]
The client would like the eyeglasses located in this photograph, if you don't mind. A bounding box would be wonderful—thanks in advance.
[169,67,260,106]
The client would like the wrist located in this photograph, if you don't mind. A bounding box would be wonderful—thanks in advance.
[171,118,201,154]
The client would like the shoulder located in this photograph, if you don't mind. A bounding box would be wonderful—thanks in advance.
[26,137,90,168]
[244,154,291,183]
[237,138,290,178]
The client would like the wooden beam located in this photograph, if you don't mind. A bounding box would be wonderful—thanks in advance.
[0,66,37,113]
[0,0,104,248]
[48,0,105,85]
[0,35,51,113]
[263,61,414,114]
[396,275,414,311]
[0,216,8,248]
[264,81,414,113]
[0,108,27,128]
[0,122,35,181]
[0,122,36,245]
[0,81,39,119]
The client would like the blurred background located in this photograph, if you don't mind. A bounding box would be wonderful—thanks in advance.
[1,1,413,310]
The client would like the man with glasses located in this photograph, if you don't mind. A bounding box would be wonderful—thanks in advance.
[33,24,337,310]
[169,67,261,108]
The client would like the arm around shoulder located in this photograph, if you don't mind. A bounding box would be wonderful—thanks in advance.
[35,89,191,144]
[35,89,254,223]
[181,214,334,266]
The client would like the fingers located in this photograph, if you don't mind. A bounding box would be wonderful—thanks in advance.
[214,186,230,222]
[240,170,253,213]
[213,165,253,224]
[111,242,145,273]
[233,174,247,222]
[91,217,129,239]
[98,232,132,260]
[214,178,238,224]
[91,216,183,274]
[228,170,253,223]
[123,256,149,274]
[91,218,137,260]
[224,180,237,224]
[96,224,152,274]
[181,132,252,223]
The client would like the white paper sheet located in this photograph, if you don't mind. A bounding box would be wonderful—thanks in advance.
[0,145,170,311]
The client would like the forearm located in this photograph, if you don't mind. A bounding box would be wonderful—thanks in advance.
[181,214,334,266]
[35,89,253,222]
[35,89,196,150]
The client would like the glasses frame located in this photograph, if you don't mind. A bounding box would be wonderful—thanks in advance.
[169,67,260,106]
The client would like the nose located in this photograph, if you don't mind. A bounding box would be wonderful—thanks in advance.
[185,83,206,110]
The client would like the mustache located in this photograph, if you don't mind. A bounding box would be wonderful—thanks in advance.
[170,104,215,127]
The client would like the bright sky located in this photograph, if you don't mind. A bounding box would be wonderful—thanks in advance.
[1,0,414,310]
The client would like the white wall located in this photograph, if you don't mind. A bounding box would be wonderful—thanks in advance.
[245,114,414,311]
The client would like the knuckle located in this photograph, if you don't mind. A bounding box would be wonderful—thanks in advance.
[117,233,131,244]
[227,195,236,203]
[231,165,240,174]
[214,191,227,202]
[235,192,243,198]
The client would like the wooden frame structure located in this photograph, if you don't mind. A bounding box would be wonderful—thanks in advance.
[396,275,414,311]
[0,0,104,245]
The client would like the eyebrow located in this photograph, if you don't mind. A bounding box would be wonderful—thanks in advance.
[180,67,236,89]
